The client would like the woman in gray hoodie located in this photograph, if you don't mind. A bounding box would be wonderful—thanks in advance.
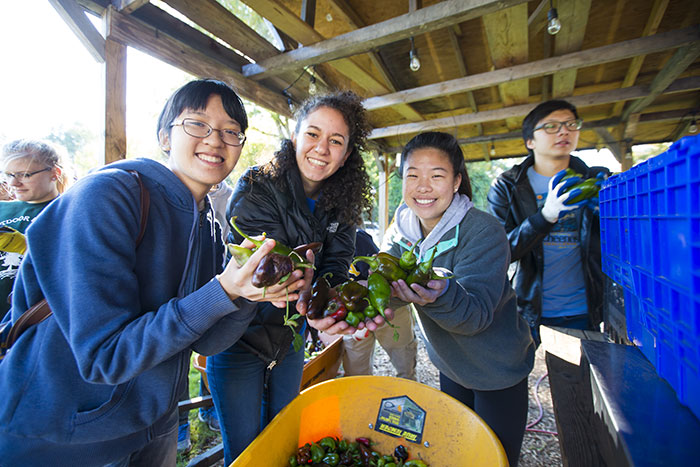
[382,131,535,466]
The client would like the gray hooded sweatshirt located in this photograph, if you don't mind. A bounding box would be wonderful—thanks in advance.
[383,194,535,391]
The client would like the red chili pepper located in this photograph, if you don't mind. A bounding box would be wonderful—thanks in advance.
[355,437,371,447]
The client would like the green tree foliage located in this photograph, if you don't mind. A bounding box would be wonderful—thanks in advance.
[467,158,523,211]
[45,122,102,182]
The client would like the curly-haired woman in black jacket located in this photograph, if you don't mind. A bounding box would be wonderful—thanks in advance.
[208,91,383,464]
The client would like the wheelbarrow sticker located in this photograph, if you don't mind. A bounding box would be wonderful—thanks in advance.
[374,395,426,443]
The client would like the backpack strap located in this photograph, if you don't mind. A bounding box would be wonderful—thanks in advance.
[127,170,150,246]
[0,170,150,353]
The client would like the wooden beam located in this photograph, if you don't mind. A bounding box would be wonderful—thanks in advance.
[242,0,528,79]
[242,0,390,95]
[527,0,548,34]
[623,113,641,140]
[448,28,489,159]
[593,0,627,85]
[610,0,669,116]
[106,7,292,117]
[369,76,700,139]
[622,42,700,120]
[242,0,424,122]
[161,0,279,61]
[551,0,592,98]
[594,128,623,163]
[363,26,700,111]
[49,0,106,62]
[132,4,248,68]
[104,37,126,164]
[76,0,107,16]
[384,112,688,152]
[301,0,316,28]
[326,0,423,121]
[482,3,529,129]
[112,0,149,14]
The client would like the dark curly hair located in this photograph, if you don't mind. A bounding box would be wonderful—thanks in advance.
[262,90,373,226]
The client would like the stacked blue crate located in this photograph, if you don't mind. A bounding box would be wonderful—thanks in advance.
[599,134,700,420]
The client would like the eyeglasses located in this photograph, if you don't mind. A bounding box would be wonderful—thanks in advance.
[1,167,52,183]
[534,119,583,134]
[171,118,246,146]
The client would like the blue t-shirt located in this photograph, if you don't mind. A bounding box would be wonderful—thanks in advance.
[527,167,587,318]
[306,197,316,213]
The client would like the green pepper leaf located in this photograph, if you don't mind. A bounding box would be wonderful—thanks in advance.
[292,333,304,353]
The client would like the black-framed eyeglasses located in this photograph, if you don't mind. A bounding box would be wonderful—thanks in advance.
[171,118,246,146]
[1,167,52,183]
[534,119,583,134]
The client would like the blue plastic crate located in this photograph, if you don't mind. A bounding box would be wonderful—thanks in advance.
[600,135,700,420]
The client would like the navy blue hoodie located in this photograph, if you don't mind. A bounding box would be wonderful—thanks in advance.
[0,159,256,460]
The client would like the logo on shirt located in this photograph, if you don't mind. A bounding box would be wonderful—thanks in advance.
[327,222,339,233]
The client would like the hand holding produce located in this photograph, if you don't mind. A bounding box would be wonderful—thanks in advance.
[229,216,315,289]
[542,168,585,223]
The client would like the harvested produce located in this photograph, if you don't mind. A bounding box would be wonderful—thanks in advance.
[289,436,429,467]
[227,216,321,351]
[555,169,603,206]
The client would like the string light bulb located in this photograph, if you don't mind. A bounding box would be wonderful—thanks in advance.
[690,116,698,134]
[308,73,317,95]
[547,0,561,35]
[283,90,294,112]
[409,37,421,72]
[490,140,496,157]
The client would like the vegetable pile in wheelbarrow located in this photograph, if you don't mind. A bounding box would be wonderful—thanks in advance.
[289,435,428,467]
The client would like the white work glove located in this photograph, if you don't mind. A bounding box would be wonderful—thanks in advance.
[541,169,585,223]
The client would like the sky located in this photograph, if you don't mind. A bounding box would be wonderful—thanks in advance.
[0,0,191,163]
[0,0,622,173]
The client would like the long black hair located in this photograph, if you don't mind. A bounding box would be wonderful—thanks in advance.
[400,131,472,199]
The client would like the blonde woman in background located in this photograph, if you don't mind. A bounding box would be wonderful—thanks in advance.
[0,139,64,320]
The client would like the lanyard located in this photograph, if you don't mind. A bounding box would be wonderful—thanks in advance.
[397,224,459,261]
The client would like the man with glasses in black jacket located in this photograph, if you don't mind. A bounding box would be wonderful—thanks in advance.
[487,100,609,345]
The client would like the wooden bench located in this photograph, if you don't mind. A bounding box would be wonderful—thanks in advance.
[542,325,700,466]
[541,326,608,466]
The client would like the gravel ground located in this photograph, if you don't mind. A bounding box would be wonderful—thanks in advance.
[370,335,563,467]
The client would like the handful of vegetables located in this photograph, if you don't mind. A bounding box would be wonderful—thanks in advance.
[556,168,604,205]
[306,243,449,341]
[227,216,321,351]
[289,435,428,467]
[228,216,319,288]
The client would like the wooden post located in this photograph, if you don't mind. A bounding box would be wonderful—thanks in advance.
[105,36,127,164]
[376,152,389,242]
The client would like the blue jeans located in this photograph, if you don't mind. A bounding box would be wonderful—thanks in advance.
[440,373,529,467]
[207,340,304,464]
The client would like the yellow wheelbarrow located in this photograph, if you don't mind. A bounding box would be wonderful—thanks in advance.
[233,375,508,466]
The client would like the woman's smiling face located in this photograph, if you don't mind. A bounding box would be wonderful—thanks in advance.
[292,106,351,198]
[163,94,244,203]
[402,147,461,235]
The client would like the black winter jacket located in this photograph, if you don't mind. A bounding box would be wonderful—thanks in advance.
[486,155,609,330]
[226,165,355,365]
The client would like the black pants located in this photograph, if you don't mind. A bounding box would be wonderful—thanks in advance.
[439,373,529,467]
